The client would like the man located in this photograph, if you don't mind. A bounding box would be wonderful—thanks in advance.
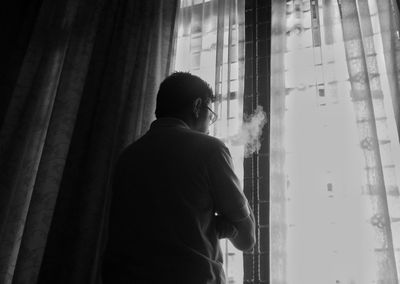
[102,72,255,284]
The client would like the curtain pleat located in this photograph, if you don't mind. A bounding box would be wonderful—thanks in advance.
[0,0,83,282]
[0,0,178,283]
[377,0,400,142]
[0,0,45,128]
[340,0,398,281]
[12,1,106,282]
[270,2,287,284]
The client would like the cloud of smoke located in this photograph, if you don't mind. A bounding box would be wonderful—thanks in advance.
[231,106,268,158]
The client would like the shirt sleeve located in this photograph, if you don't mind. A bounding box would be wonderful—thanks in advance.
[208,142,250,222]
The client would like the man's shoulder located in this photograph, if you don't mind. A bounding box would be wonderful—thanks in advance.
[184,129,227,151]
[119,128,228,159]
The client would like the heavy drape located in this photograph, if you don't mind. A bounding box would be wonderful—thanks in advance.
[0,0,177,283]
[270,0,400,283]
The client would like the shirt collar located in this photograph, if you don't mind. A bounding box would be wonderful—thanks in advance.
[150,117,190,130]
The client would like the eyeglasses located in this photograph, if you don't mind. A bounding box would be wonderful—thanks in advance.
[205,106,218,125]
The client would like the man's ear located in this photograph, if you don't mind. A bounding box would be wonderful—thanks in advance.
[193,98,202,119]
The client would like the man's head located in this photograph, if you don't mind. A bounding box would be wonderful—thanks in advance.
[155,72,216,133]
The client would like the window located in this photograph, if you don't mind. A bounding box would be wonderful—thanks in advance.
[173,0,400,283]
[271,0,400,283]
[172,0,246,283]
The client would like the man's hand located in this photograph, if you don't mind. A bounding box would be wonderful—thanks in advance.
[215,214,238,239]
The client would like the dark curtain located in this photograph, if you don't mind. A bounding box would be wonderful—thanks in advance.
[0,0,178,283]
[0,0,45,128]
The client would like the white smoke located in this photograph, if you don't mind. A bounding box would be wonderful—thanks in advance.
[231,106,268,158]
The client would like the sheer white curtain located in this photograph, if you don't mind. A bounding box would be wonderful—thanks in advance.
[171,0,245,283]
[270,0,400,283]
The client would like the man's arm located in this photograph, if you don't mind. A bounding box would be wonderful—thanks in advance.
[215,205,255,251]
[228,205,255,251]
[208,142,256,251]
[215,214,238,239]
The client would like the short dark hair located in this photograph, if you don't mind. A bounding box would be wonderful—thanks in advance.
[155,72,215,118]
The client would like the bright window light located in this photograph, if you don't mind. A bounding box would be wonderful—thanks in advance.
[173,1,245,283]
[278,0,400,283]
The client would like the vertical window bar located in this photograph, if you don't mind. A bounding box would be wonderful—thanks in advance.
[244,0,271,283]
[214,0,225,136]
[189,0,194,70]
[252,0,260,282]
[200,0,206,70]
[227,0,233,128]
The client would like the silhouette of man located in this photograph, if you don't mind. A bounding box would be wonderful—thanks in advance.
[102,72,255,284]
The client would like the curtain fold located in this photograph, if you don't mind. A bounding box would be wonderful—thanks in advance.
[0,0,177,283]
[270,2,287,284]
[378,0,400,141]
[340,0,398,281]
[0,0,45,128]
